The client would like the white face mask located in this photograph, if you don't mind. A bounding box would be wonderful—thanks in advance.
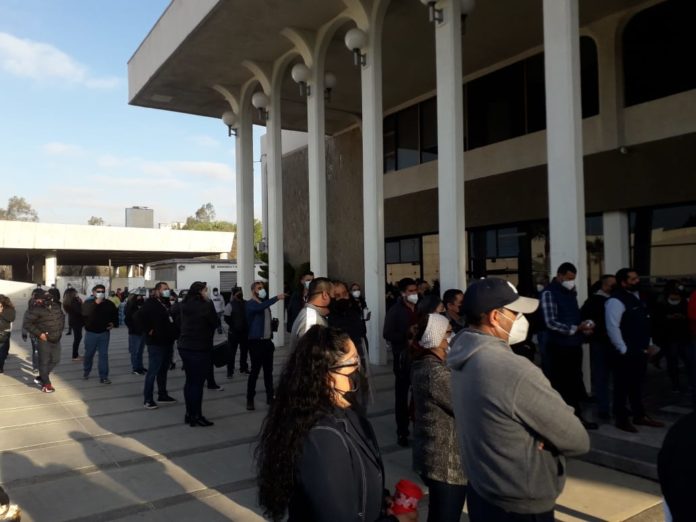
[406,294,419,305]
[257,288,267,299]
[498,312,529,345]
[668,298,681,306]
[561,280,576,291]
[95,292,105,300]
[351,290,361,299]
[536,284,545,293]
[303,280,312,289]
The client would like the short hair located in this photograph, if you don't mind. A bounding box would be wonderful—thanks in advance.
[557,262,577,276]
[251,281,264,291]
[213,287,219,292]
[398,278,416,293]
[154,281,168,291]
[615,267,636,284]
[442,288,463,305]
[308,277,333,297]
[416,294,442,315]
[300,270,314,279]
[600,274,615,283]
[93,284,105,292]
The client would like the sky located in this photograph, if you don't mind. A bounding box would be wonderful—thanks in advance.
[0,0,265,227]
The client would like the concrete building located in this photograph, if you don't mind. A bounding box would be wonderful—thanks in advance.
[147,258,265,294]
[129,0,696,363]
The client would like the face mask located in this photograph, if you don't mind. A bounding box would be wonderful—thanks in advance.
[497,312,529,345]
[351,290,361,299]
[213,291,219,296]
[536,284,545,293]
[335,369,361,409]
[257,289,267,299]
[561,280,576,291]
[96,292,105,299]
[406,294,419,305]
[161,290,171,298]
[303,280,311,289]
[668,298,681,306]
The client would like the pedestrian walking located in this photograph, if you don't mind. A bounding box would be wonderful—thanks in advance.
[82,284,119,384]
[449,278,589,522]
[22,289,44,373]
[0,295,16,374]
[62,288,84,360]
[124,293,146,374]
[22,291,65,393]
[255,325,415,522]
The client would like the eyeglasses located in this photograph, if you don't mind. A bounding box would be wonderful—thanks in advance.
[330,356,361,371]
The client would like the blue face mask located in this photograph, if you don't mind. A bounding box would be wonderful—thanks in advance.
[161,290,171,298]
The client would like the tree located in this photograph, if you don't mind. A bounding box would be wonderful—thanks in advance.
[195,203,216,223]
[88,216,105,226]
[182,203,235,232]
[0,196,39,222]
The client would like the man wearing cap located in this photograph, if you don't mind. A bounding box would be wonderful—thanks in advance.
[448,278,589,522]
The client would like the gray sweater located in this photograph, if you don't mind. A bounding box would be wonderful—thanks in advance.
[448,329,589,514]
[411,354,466,485]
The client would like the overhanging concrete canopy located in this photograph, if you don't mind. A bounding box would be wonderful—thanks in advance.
[0,221,234,266]
[128,0,648,135]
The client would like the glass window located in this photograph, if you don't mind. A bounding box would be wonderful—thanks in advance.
[497,228,520,258]
[420,97,438,163]
[385,240,400,264]
[525,53,546,133]
[400,237,421,263]
[396,105,420,170]
[580,36,599,118]
[466,62,525,150]
[623,1,696,106]
[383,114,396,173]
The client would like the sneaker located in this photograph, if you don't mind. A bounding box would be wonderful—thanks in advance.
[144,400,158,410]
[207,385,224,391]
[100,378,112,384]
[246,399,255,411]
[41,384,55,393]
[33,376,42,386]
[157,395,177,403]
[132,369,146,375]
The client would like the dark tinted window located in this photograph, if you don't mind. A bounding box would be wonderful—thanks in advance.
[580,36,599,117]
[383,114,396,173]
[420,97,438,163]
[396,104,419,169]
[525,53,546,133]
[623,0,696,106]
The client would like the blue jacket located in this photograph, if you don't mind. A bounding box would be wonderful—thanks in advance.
[246,296,279,340]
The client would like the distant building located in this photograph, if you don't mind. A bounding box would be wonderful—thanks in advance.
[125,207,154,228]
[147,258,264,293]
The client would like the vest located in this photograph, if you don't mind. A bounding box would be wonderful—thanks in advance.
[547,280,583,347]
[612,289,651,354]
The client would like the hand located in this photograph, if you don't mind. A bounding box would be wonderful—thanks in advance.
[39,333,48,342]
[107,323,114,330]
[277,293,286,300]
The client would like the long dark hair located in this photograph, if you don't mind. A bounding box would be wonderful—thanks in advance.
[255,325,351,521]
[0,294,14,310]
[62,288,78,313]
[184,281,206,302]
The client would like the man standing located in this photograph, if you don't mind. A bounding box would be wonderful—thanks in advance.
[289,277,332,350]
[211,287,225,334]
[139,282,178,409]
[580,274,616,419]
[245,281,285,411]
[449,278,589,521]
[82,284,118,384]
[22,291,65,393]
[541,262,597,429]
[286,270,314,333]
[442,288,465,333]
[383,277,419,447]
[223,286,249,378]
[606,268,665,432]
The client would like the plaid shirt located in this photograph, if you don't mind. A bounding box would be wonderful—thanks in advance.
[540,289,578,336]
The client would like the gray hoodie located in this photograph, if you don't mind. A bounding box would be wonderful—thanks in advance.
[447,328,589,514]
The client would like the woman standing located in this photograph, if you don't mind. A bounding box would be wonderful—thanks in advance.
[256,325,415,522]
[411,313,466,521]
[175,281,218,427]
[124,293,146,374]
[62,288,84,360]
[0,295,17,373]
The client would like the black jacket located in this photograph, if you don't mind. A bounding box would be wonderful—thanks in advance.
[328,300,365,349]
[581,292,611,343]
[173,298,218,351]
[286,289,306,333]
[0,306,16,332]
[63,297,84,329]
[658,412,696,522]
[124,297,145,335]
[288,408,396,522]
[22,302,65,343]
[82,298,119,333]
[383,299,417,353]
[140,297,177,346]
[224,298,248,336]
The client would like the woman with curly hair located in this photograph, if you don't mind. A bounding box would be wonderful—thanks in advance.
[256,325,416,522]
[0,294,16,373]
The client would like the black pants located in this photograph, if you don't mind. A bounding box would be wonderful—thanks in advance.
[422,476,467,522]
[246,339,274,401]
[548,342,585,416]
[144,344,171,402]
[0,331,10,371]
[205,359,219,388]
[38,340,61,385]
[227,332,249,375]
[392,346,411,438]
[663,340,690,390]
[467,484,554,522]
[179,349,210,419]
[71,326,83,359]
[612,351,647,421]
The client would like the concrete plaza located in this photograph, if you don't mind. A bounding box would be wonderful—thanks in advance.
[0,324,667,521]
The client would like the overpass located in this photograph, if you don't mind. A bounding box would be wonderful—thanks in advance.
[0,220,234,284]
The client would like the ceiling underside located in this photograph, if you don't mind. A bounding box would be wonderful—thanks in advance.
[129,0,650,135]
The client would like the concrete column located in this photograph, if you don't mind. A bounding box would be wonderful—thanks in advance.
[593,16,623,150]
[44,251,57,286]
[31,257,44,285]
[543,0,588,303]
[307,65,328,275]
[235,101,255,294]
[361,25,387,365]
[603,211,630,274]
[435,0,467,292]
[267,84,285,346]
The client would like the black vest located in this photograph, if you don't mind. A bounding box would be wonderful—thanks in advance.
[612,289,651,354]
[547,280,582,347]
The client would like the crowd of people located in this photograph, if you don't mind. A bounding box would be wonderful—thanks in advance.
[0,263,694,520]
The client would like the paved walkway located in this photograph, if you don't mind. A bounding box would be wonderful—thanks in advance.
[0,324,666,521]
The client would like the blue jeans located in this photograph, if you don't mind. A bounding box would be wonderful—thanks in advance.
[421,476,467,522]
[144,344,172,402]
[128,334,146,371]
[83,331,110,379]
[467,484,554,522]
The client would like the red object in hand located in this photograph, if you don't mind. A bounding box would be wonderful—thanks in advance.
[390,479,424,515]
